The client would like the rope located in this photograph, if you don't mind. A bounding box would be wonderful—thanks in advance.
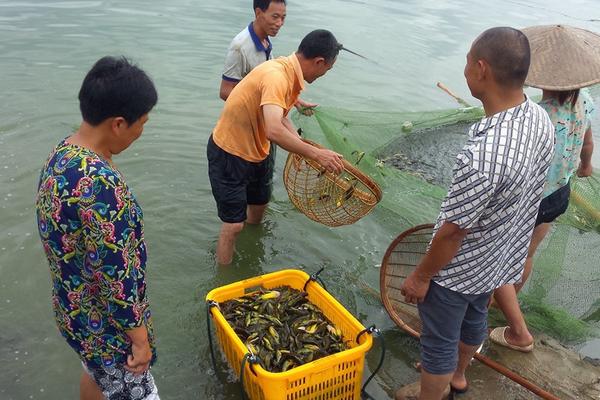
[357,325,385,400]
[206,300,219,378]
[303,267,327,292]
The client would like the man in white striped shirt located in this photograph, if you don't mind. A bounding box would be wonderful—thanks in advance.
[397,27,554,400]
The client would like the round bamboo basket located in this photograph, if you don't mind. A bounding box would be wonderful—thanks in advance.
[379,224,434,337]
[283,139,382,227]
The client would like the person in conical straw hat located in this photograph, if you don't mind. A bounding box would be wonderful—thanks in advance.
[492,24,597,352]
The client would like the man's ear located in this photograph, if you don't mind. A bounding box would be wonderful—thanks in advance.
[111,117,127,134]
[314,56,326,67]
[476,59,487,81]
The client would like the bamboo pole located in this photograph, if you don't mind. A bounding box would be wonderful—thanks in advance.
[436,82,472,108]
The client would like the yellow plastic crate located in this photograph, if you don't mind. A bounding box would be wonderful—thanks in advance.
[206,269,373,400]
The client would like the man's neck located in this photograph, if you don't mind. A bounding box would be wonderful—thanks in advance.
[252,21,268,43]
[481,89,526,117]
[67,122,112,161]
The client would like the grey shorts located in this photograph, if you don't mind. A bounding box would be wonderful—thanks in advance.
[83,362,160,400]
[417,281,491,375]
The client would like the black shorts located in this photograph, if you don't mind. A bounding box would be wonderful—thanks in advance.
[207,135,274,223]
[535,182,570,226]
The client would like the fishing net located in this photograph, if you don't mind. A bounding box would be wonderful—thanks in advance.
[292,106,485,227]
[292,89,600,348]
[283,139,382,227]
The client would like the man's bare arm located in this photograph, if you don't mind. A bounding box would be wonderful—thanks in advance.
[263,104,343,173]
[219,79,238,101]
[401,221,468,304]
[578,127,594,177]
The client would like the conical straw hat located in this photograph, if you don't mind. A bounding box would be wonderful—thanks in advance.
[522,24,600,90]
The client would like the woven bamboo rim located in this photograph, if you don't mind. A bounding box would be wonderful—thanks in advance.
[283,139,382,227]
[380,224,434,338]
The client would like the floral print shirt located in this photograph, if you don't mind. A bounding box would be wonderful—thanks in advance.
[539,88,595,197]
[36,139,156,369]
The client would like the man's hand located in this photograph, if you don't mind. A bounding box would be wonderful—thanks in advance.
[295,99,318,116]
[125,340,152,375]
[263,104,341,173]
[315,148,344,174]
[577,163,593,177]
[401,271,431,304]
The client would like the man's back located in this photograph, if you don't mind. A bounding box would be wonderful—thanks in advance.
[433,97,554,294]
[213,54,304,163]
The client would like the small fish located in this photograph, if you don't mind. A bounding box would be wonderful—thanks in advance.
[269,326,280,345]
[264,314,283,327]
[262,336,274,351]
[304,344,321,352]
[260,291,281,300]
[282,359,295,372]
[221,285,348,373]
[246,342,259,355]
[305,324,319,334]
[327,324,342,337]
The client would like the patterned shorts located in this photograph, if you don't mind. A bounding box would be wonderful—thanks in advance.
[83,363,160,400]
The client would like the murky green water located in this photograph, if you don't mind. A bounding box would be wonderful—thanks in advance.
[1,0,599,398]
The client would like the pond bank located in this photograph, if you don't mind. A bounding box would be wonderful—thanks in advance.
[399,334,600,400]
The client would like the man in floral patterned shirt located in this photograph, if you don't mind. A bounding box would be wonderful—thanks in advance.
[36,56,159,400]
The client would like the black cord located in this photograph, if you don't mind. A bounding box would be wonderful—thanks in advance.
[239,352,259,400]
[206,301,219,378]
[303,267,327,292]
[357,325,386,400]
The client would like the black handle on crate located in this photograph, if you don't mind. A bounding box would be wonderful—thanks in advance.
[303,267,327,292]
[206,300,220,378]
[239,352,260,400]
[357,325,386,400]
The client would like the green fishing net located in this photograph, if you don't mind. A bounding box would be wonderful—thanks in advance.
[292,93,600,347]
[294,106,485,227]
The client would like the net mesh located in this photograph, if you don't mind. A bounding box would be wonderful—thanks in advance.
[292,92,600,347]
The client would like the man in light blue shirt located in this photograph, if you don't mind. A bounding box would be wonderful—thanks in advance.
[219,0,317,114]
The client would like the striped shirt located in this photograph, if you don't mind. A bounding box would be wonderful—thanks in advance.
[432,96,555,295]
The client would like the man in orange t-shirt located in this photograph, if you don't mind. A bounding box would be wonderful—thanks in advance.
[208,29,344,265]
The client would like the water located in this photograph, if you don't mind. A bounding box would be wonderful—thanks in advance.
[1,0,599,398]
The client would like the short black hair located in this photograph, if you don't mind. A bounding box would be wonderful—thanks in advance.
[297,30,341,64]
[253,0,285,12]
[472,27,530,88]
[78,56,158,126]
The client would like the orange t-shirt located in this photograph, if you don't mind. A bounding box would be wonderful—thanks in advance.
[212,53,305,162]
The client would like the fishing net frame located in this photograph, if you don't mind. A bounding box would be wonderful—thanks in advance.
[380,224,433,338]
[283,139,382,227]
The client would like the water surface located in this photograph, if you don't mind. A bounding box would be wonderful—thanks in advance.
[1,0,599,398]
